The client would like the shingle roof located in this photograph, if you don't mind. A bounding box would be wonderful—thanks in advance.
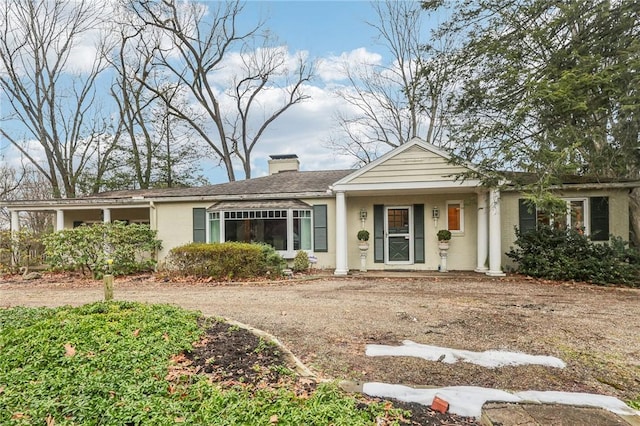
[86,169,354,200]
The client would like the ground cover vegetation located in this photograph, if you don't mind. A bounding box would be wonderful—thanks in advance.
[0,302,409,425]
[165,242,286,280]
[43,222,161,279]
[508,227,640,286]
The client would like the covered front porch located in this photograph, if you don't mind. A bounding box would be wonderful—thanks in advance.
[8,201,154,233]
[331,188,505,277]
[329,138,505,277]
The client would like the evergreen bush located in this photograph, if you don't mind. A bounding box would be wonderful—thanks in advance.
[507,226,640,286]
[292,250,310,272]
[43,222,161,278]
[167,242,285,279]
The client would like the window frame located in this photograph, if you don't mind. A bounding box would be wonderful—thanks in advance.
[207,208,314,258]
[445,200,464,234]
[538,197,590,234]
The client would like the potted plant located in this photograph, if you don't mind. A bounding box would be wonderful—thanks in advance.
[357,229,370,271]
[437,229,451,241]
[436,229,451,272]
[437,229,451,249]
[357,229,370,250]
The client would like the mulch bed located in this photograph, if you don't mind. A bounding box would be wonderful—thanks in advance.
[175,320,479,426]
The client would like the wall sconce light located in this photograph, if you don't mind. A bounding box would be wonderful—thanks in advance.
[432,206,440,219]
[360,208,368,220]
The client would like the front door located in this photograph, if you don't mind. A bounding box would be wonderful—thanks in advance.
[385,206,413,263]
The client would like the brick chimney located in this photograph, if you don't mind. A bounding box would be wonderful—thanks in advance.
[268,154,299,175]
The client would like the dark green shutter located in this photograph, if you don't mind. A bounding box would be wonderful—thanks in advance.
[590,197,609,241]
[414,204,425,263]
[374,204,384,263]
[313,205,328,252]
[193,208,206,243]
[518,199,536,233]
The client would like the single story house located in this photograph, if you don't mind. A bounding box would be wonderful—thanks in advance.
[5,138,637,275]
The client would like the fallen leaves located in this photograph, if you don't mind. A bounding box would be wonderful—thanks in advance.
[63,343,76,357]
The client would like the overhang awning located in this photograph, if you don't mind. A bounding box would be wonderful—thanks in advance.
[207,199,311,212]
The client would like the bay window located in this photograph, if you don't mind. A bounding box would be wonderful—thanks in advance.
[207,207,313,256]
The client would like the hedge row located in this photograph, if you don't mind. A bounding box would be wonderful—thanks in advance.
[43,222,161,278]
[166,242,286,280]
[507,226,640,286]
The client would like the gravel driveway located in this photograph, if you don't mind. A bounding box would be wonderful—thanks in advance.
[2,273,639,403]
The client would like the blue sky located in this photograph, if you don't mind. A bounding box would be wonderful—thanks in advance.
[2,1,425,186]
[204,0,400,182]
[249,1,379,56]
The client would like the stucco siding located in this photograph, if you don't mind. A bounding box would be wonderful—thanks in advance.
[346,193,479,271]
[500,188,631,270]
[155,201,209,262]
[350,145,470,184]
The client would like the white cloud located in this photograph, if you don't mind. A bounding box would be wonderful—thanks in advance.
[317,48,384,82]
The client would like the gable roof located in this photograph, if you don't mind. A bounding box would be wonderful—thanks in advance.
[333,138,482,192]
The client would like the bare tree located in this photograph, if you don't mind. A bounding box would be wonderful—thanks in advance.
[0,0,115,198]
[0,163,53,233]
[228,41,313,178]
[128,0,314,181]
[107,13,205,189]
[328,0,456,165]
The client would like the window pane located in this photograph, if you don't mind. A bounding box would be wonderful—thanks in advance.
[263,219,287,250]
[294,216,312,250]
[209,217,220,242]
[570,200,585,233]
[388,208,409,233]
[447,204,461,231]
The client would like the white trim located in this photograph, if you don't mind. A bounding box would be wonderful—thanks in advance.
[56,209,64,231]
[487,189,505,276]
[332,179,483,193]
[475,192,489,273]
[384,206,414,265]
[334,191,348,275]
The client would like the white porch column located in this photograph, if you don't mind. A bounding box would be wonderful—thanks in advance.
[475,191,489,272]
[334,190,349,275]
[56,209,65,231]
[10,210,20,267]
[10,210,20,233]
[487,188,506,276]
[103,208,111,224]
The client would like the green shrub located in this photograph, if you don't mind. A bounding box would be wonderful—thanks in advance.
[167,242,285,279]
[292,250,310,272]
[43,222,162,278]
[507,226,640,286]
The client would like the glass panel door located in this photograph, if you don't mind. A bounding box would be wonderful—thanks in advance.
[385,207,412,263]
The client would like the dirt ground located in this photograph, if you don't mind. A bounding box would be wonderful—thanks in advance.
[2,272,639,407]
